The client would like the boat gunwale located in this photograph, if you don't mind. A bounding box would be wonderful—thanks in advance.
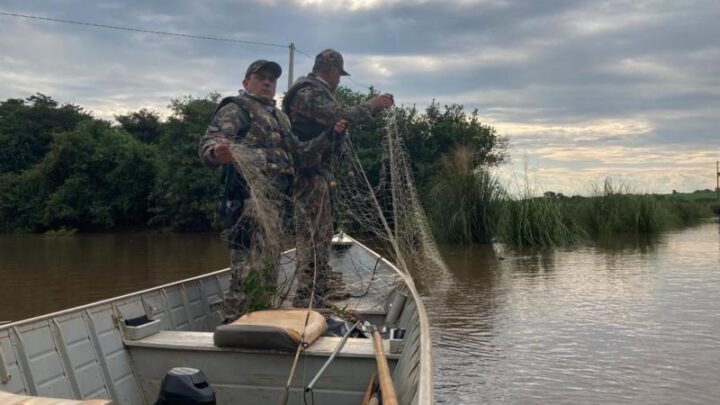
[347,237,434,405]
[1,235,433,404]
[0,267,231,330]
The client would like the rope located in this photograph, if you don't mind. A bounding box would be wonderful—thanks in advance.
[279,191,324,404]
[0,11,288,48]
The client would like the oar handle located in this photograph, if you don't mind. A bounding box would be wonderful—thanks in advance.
[278,388,289,405]
[372,329,399,405]
[361,372,377,405]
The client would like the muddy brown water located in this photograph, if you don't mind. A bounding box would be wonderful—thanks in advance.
[1,223,719,404]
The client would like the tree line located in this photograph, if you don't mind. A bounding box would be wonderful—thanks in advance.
[0,91,506,233]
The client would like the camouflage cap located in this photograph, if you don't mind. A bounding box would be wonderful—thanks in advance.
[245,59,282,79]
[314,49,350,76]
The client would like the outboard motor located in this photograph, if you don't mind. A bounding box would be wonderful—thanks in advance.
[155,367,216,405]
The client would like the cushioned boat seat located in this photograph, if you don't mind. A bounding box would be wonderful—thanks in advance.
[0,391,111,404]
[213,309,327,352]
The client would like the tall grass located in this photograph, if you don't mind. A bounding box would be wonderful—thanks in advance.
[426,146,504,243]
[709,202,720,217]
[665,200,713,225]
[499,195,577,247]
[574,179,669,235]
[426,165,713,247]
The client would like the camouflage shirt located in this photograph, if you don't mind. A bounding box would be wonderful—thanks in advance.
[283,73,375,131]
[282,73,379,178]
[198,90,337,175]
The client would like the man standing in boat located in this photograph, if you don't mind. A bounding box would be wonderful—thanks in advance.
[282,49,394,307]
[199,59,347,322]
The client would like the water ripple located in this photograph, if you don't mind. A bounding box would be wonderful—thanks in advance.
[428,223,720,404]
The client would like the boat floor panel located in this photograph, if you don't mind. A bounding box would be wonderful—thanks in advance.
[277,244,402,315]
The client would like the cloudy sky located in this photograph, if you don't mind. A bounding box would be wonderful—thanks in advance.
[1,0,718,194]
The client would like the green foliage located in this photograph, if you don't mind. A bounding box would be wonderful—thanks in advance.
[148,94,222,231]
[575,179,669,235]
[241,259,277,312]
[335,86,372,106]
[0,168,45,232]
[115,109,163,144]
[0,89,713,248]
[427,146,505,243]
[665,190,718,202]
[44,227,78,236]
[0,120,155,231]
[404,103,508,187]
[665,200,712,225]
[0,94,91,173]
[499,196,578,247]
[335,86,508,189]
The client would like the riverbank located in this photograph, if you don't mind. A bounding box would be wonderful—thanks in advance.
[426,149,715,246]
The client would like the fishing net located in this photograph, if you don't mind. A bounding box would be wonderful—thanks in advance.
[333,109,448,286]
[224,108,448,315]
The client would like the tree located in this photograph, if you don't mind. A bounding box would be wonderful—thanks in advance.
[115,109,163,144]
[149,94,222,231]
[0,120,155,231]
[0,94,92,173]
[335,87,508,189]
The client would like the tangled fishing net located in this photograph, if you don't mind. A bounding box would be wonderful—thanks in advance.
[225,108,448,314]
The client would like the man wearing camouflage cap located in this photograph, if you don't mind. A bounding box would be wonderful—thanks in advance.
[199,59,348,322]
[282,49,394,308]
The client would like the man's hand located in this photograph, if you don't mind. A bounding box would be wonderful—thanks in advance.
[370,93,394,112]
[334,119,349,134]
[213,140,234,164]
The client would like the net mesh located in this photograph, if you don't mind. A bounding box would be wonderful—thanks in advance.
[225,108,448,314]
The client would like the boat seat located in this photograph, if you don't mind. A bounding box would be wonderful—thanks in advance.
[125,330,398,360]
[0,391,111,405]
[213,309,327,351]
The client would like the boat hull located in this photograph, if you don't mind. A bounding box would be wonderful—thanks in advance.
[0,236,432,404]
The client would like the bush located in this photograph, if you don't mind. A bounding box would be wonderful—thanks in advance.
[0,120,156,231]
[148,94,222,231]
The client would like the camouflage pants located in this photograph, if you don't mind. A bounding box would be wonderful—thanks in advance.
[293,174,335,304]
[222,247,278,323]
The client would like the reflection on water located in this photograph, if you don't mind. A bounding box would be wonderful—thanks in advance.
[1,224,719,404]
[0,233,227,322]
[428,222,720,404]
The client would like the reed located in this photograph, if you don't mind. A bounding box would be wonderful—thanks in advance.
[427,171,714,247]
[497,193,577,247]
[665,200,713,225]
[426,146,504,243]
[709,202,720,217]
[574,179,669,235]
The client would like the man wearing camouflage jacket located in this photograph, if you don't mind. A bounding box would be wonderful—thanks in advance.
[282,49,394,307]
[199,59,347,322]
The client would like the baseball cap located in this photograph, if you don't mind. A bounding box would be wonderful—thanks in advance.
[245,59,282,79]
[314,49,350,76]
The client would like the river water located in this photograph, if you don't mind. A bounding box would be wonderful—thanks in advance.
[1,223,719,404]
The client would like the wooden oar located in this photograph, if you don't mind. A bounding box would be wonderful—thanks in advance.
[361,372,377,405]
[371,328,398,405]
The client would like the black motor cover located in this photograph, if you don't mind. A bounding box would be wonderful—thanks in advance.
[155,367,216,405]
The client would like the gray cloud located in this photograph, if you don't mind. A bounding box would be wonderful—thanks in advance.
[0,0,718,193]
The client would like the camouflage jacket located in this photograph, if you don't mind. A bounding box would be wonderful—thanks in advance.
[199,90,337,197]
[282,73,377,178]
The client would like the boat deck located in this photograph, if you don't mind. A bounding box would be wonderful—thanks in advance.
[277,238,402,314]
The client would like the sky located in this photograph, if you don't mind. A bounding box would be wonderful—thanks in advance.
[0,0,718,195]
